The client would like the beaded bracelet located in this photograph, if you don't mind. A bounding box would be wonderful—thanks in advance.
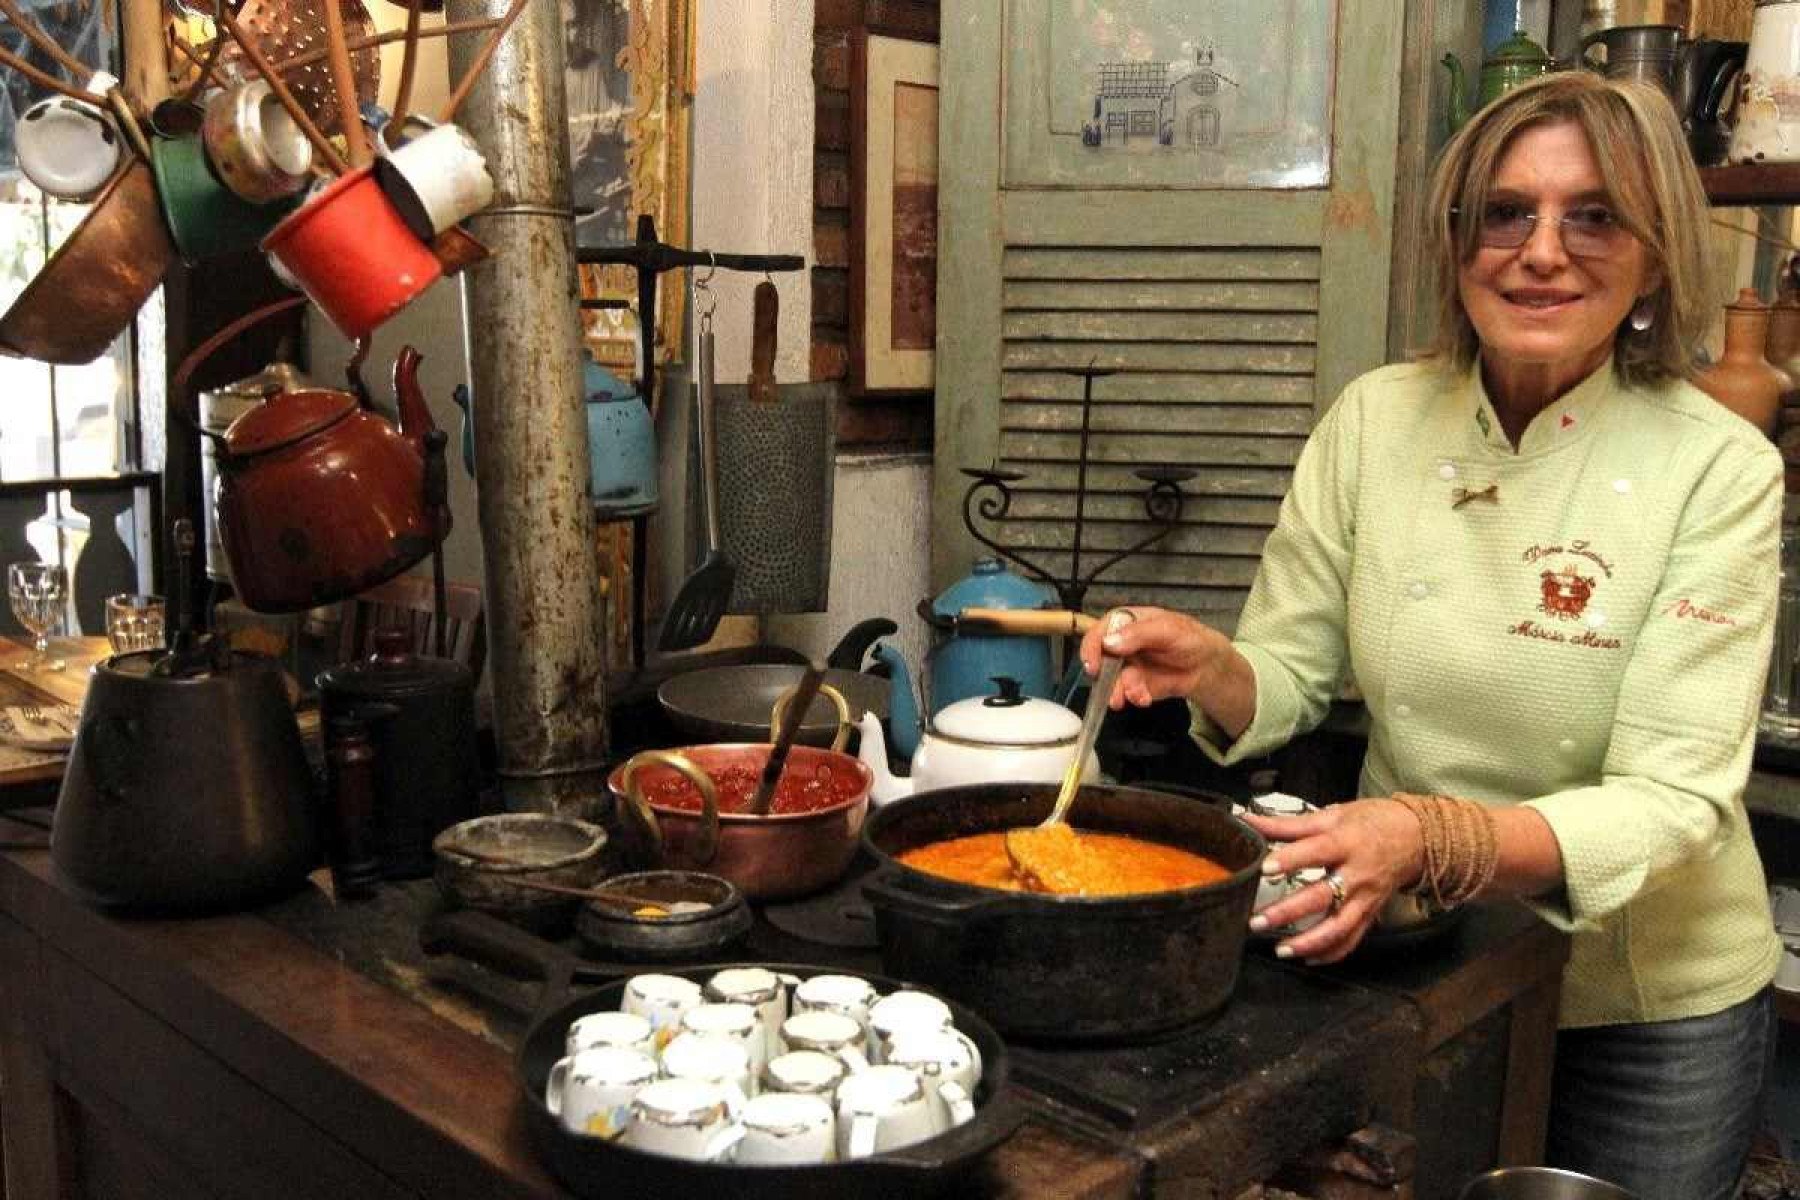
[1390,792,1499,911]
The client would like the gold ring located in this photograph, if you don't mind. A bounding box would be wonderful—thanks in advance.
[1324,871,1347,915]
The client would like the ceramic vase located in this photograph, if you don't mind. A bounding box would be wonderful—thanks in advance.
[1696,287,1783,437]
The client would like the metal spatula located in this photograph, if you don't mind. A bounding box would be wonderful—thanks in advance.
[658,311,735,651]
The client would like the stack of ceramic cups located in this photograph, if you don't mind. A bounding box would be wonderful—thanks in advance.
[544,968,984,1166]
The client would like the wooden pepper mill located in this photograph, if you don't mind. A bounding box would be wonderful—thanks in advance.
[1695,287,1783,437]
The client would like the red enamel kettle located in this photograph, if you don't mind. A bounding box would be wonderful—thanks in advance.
[177,297,452,613]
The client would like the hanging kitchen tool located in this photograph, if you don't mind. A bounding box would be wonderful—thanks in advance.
[216,0,381,136]
[658,271,735,650]
[714,278,836,614]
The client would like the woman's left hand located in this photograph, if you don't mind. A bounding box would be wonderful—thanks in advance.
[1240,798,1426,964]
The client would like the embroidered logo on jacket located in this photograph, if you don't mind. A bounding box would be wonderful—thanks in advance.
[1509,541,1622,650]
[1538,566,1594,620]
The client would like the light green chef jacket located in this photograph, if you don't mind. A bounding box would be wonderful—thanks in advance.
[1193,358,1783,1029]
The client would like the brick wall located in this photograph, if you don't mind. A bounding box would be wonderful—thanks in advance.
[814,0,938,451]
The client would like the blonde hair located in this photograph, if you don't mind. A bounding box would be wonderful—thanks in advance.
[1423,71,1713,387]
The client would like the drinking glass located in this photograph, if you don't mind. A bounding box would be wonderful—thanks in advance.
[106,593,166,654]
[7,563,66,672]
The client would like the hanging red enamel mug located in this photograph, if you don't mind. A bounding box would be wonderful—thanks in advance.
[261,165,442,340]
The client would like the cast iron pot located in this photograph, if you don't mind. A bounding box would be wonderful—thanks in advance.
[606,745,872,901]
[418,909,1021,1200]
[860,781,1265,1042]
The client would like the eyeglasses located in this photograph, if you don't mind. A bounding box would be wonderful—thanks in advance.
[1453,200,1628,257]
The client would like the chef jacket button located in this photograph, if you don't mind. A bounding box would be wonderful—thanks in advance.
[1438,463,1457,481]
[1585,610,1607,629]
[1613,478,1632,494]
[1395,704,1412,718]
[1408,582,1429,600]
[1559,738,1575,751]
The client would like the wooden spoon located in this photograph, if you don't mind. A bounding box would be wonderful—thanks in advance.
[1004,610,1133,893]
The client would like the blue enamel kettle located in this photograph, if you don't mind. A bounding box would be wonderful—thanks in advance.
[447,353,659,516]
[873,557,1059,759]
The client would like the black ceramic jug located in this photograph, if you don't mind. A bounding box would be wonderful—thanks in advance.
[318,627,481,878]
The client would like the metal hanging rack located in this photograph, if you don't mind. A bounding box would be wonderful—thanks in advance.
[959,365,1194,617]
[575,213,805,672]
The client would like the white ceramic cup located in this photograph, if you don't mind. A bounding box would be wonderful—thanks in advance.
[621,973,703,1051]
[835,1065,940,1159]
[565,1010,657,1059]
[372,119,495,238]
[545,1045,658,1139]
[736,1091,838,1166]
[660,1031,755,1104]
[793,974,880,1039]
[868,990,953,1063]
[621,1078,746,1162]
[705,967,794,1061]
[778,1009,870,1075]
[17,71,121,201]
[681,1001,768,1076]
[883,1026,982,1096]
[763,1048,850,1099]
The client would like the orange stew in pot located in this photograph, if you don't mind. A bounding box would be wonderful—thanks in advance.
[642,764,862,816]
[898,830,1228,896]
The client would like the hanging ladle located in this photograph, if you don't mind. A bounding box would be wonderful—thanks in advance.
[1004,609,1134,893]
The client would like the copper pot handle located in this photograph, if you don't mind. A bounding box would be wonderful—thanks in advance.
[618,749,720,866]
[769,682,852,753]
[171,294,309,449]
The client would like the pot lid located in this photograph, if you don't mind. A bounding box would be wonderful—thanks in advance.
[222,387,356,457]
[1486,29,1551,65]
[929,677,1080,745]
[930,558,1055,619]
[207,360,312,401]
[317,627,472,699]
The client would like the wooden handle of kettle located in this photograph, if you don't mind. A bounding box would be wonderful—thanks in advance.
[957,607,1096,637]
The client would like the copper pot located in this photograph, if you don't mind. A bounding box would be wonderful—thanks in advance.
[0,162,174,365]
[606,745,872,901]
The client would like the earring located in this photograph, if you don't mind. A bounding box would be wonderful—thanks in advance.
[1628,298,1655,332]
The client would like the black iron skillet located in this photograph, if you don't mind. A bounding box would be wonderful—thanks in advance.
[419,910,1021,1200]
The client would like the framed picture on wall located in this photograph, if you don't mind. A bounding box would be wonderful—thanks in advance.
[851,31,938,394]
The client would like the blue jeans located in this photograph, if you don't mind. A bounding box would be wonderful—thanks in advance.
[1545,987,1775,1200]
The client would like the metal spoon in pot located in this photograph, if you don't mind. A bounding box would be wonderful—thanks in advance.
[1004,609,1134,893]
[449,848,673,916]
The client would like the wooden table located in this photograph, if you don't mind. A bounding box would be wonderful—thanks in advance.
[0,636,106,796]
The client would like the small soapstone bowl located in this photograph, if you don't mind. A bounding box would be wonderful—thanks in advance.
[433,813,609,935]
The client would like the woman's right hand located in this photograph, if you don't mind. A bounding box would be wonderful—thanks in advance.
[1079,605,1234,710]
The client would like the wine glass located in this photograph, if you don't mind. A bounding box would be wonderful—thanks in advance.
[105,592,166,654]
[7,562,67,672]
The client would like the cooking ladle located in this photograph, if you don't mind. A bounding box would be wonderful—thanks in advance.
[1004,609,1134,893]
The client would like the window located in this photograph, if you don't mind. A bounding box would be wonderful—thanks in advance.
[0,8,161,633]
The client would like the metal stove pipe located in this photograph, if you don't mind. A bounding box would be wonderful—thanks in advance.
[445,0,609,813]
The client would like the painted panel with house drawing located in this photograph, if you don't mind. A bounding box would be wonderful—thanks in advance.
[1005,0,1337,189]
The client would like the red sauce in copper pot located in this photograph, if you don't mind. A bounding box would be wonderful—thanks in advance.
[643,763,862,816]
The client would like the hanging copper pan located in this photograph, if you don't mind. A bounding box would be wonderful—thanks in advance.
[0,161,175,366]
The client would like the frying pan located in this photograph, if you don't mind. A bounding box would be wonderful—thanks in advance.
[657,664,887,747]
[419,910,1021,1200]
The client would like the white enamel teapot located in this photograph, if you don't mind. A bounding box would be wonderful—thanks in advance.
[857,676,1100,805]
